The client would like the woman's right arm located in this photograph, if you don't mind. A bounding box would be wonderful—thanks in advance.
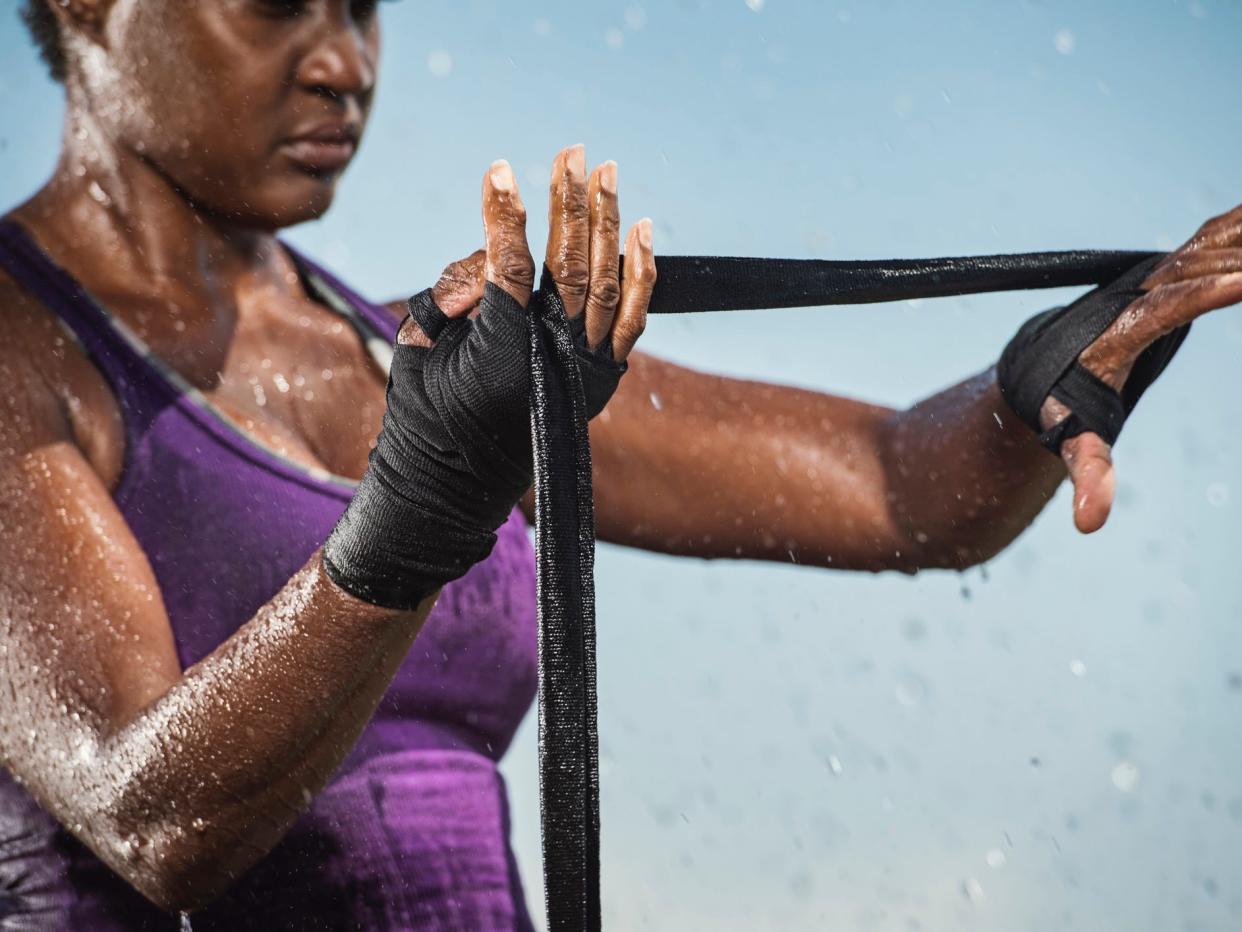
[0,284,436,912]
[0,163,525,915]
[0,150,655,914]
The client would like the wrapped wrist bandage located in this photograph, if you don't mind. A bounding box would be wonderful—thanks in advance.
[322,273,626,611]
[996,254,1192,455]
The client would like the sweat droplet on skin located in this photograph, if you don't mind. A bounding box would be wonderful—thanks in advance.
[88,182,112,207]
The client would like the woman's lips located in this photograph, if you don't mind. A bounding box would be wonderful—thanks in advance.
[281,137,357,174]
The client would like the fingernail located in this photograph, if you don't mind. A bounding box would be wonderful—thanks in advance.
[600,161,617,195]
[490,160,514,192]
[567,145,585,179]
[638,218,653,250]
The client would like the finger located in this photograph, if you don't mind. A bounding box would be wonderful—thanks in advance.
[1082,272,1242,376]
[1143,248,1242,289]
[1060,431,1116,534]
[584,161,622,350]
[545,144,590,320]
[1180,202,1242,253]
[433,249,487,316]
[482,160,535,306]
[611,219,655,362]
[398,250,486,347]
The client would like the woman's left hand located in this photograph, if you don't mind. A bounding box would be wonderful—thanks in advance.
[423,146,657,366]
[1044,202,1242,533]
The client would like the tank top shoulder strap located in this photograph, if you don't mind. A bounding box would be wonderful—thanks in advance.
[283,244,402,347]
[0,217,161,427]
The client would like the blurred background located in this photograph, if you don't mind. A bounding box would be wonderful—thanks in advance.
[3,0,1240,929]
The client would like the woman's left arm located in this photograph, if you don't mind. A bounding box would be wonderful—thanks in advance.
[585,201,1242,573]
[585,351,1058,573]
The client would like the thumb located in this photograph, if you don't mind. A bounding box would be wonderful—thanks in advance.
[401,250,487,349]
[482,160,535,307]
[433,249,487,317]
[1061,432,1116,534]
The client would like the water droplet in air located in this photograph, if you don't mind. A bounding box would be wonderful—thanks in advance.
[1111,761,1140,793]
[894,670,929,709]
[427,50,453,79]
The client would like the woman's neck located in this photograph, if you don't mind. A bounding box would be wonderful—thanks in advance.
[12,103,288,310]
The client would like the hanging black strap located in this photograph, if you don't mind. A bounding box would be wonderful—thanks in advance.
[528,279,603,932]
[526,248,1161,932]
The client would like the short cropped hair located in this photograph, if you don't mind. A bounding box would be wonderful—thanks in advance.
[21,0,66,83]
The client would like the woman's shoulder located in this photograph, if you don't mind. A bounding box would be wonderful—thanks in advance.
[0,265,126,489]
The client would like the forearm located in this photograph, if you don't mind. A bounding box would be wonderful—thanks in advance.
[78,555,433,911]
[879,366,1066,569]
[589,352,912,570]
[590,353,1064,573]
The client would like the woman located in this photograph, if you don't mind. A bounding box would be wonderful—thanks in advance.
[2,1,1240,929]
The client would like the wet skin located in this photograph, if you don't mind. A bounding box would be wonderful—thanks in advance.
[3,0,1242,914]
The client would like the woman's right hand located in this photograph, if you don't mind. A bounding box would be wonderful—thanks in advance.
[323,150,656,611]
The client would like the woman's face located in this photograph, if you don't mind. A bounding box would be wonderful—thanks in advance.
[79,0,382,229]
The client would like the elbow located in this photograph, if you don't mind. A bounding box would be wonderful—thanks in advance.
[121,828,243,915]
[891,534,1002,573]
[89,812,247,915]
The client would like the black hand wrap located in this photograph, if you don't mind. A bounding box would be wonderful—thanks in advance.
[322,273,627,612]
[541,266,629,417]
[996,253,1192,455]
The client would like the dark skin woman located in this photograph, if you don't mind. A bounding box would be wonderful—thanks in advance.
[2,0,1241,928]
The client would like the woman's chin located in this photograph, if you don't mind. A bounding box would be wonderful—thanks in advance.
[205,176,339,231]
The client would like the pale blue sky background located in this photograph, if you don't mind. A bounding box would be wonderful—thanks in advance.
[2,1,1241,929]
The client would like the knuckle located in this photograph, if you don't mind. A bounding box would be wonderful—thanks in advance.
[554,250,590,284]
[502,253,536,288]
[597,212,622,237]
[588,279,621,310]
[616,317,646,345]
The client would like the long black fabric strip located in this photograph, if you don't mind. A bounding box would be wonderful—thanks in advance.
[529,291,602,932]
[641,251,1159,313]
[526,248,1160,932]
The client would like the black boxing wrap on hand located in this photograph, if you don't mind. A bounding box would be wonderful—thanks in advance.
[537,265,629,418]
[996,253,1192,455]
[323,282,535,610]
[322,272,629,611]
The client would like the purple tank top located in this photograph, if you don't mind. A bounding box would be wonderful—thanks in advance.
[0,219,539,931]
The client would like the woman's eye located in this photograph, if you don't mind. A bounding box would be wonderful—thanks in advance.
[350,0,382,22]
[255,0,308,18]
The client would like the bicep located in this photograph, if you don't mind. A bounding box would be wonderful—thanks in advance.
[588,350,911,569]
[0,371,180,809]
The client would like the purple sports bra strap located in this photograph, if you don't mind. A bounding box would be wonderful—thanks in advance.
[283,244,402,345]
[0,218,151,408]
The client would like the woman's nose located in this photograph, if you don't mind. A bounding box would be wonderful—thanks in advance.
[297,18,376,99]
